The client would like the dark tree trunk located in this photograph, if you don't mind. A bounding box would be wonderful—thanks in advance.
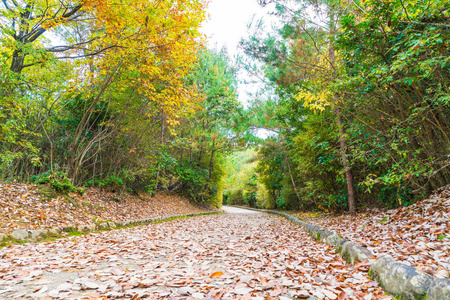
[10,49,25,73]
[153,111,165,198]
[329,31,357,214]
[204,139,216,191]
[284,150,302,207]
[335,106,357,214]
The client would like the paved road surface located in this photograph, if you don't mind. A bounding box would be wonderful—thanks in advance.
[221,206,260,214]
[0,207,388,299]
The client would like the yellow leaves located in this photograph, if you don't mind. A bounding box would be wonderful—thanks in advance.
[68,0,207,126]
[3,0,207,133]
[296,88,332,113]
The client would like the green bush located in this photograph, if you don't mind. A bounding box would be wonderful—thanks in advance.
[177,164,208,202]
[32,171,83,195]
[229,189,245,205]
[84,173,125,191]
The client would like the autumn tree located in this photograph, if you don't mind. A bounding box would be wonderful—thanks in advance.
[0,0,208,185]
[173,49,243,206]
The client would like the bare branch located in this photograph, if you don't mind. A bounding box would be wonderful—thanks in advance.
[24,3,84,43]
[399,20,450,28]
[1,0,11,10]
[45,37,100,52]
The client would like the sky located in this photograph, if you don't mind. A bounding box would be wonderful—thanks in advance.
[201,0,278,138]
[201,0,266,57]
[200,0,277,106]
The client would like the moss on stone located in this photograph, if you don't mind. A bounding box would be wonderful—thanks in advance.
[416,292,428,300]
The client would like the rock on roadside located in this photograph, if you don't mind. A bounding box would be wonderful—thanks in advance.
[11,230,28,241]
[370,256,432,300]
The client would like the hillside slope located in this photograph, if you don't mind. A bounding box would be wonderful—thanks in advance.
[0,183,215,234]
[295,186,450,278]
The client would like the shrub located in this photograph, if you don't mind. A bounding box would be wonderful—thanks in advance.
[229,189,245,205]
[32,171,83,195]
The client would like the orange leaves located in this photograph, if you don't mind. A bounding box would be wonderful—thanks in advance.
[209,271,223,278]
[353,261,371,272]
[301,186,450,276]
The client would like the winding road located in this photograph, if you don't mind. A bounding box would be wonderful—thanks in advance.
[0,207,388,299]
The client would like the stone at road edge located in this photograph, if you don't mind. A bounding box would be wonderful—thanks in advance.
[10,230,28,241]
[370,256,432,300]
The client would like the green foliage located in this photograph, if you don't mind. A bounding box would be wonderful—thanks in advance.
[275,194,289,210]
[255,141,284,208]
[240,0,449,213]
[209,155,226,208]
[32,171,83,195]
[0,0,242,207]
[176,164,208,200]
[84,172,129,192]
[228,189,245,206]
[256,181,271,209]
[224,149,259,205]
[0,43,241,205]
[244,174,258,208]
[336,0,450,200]
[174,154,226,208]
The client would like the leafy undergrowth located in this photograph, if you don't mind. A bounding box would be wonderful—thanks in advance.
[0,183,215,234]
[0,211,390,299]
[293,186,450,278]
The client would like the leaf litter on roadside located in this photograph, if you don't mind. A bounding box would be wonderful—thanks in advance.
[295,187,450,277]
[0,183,212,234]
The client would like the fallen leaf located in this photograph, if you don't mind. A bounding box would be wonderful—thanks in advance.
[210,271,223,278]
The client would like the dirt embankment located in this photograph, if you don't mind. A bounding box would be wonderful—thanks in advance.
[0,183,215,234]
[294,186,450,277]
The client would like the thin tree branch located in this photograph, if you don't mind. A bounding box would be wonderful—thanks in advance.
[399,20,450,28]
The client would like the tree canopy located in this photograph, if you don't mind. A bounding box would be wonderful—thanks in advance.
[0,0,448,212]
[240,0,450,212]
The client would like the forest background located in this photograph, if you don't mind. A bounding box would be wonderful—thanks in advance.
[0,0,449,213]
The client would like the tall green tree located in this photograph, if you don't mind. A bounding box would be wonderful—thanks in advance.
[335,0,450,200]
[243,0,449,211]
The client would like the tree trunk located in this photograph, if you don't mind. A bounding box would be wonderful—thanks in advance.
[153,111,165,198]
[204,139,216,191]
[335,106,357,214]
[328,28,357,214]
[10,49,25,73]
[283,148,302,208]
[68,63,121,180]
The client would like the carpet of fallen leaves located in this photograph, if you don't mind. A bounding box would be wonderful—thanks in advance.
[0,183,212,234]
[295,187,450,278]
[0,207,389,299]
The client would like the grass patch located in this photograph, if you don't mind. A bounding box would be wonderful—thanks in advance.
[83,201,106,211]
[67,231,86,237]
[368,268,373,279]
[36,185,60,202]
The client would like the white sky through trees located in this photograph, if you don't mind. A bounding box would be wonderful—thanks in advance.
[201,0,278,139]
[201,0,276,103]
[201,0,264,56]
